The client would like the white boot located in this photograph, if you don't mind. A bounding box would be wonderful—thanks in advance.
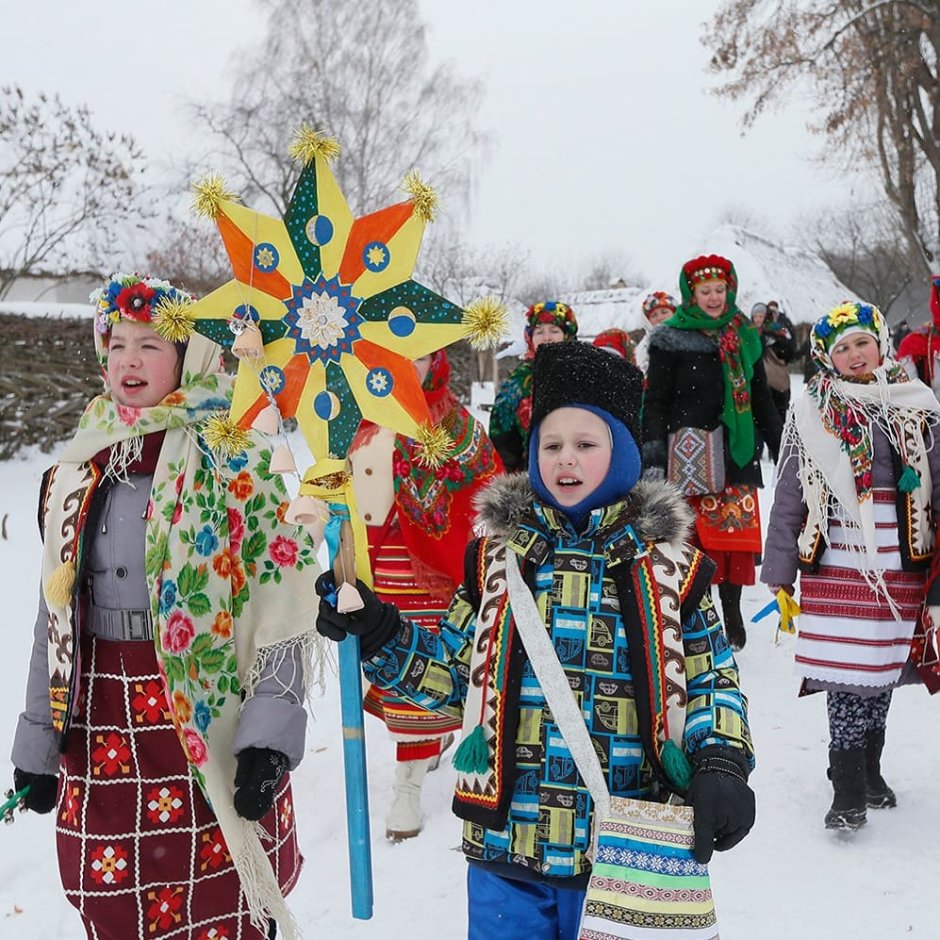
[385,758,431,841]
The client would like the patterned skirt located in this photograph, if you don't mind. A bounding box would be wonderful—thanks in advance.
[56,632,301,940]
[796,490,926,690]
[688,484,761,586]
[363,519,461,759]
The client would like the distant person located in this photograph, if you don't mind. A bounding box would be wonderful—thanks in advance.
[634,290,676,372]
[592,327,635,362]
[761,317,796,422]
[763,302,940,831]
[767,299,796,337]
[897,278,940,398]
[488,300,578,472]
[642,254,782,650]
[750,302,768,331]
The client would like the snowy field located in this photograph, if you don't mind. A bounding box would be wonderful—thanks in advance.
[1,441,938,939]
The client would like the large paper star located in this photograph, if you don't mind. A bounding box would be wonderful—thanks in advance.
[176,128,500,465]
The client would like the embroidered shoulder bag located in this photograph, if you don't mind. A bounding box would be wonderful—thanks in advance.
[667,427,725,497]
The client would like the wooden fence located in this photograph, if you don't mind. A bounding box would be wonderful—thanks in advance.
[0,314,100,459]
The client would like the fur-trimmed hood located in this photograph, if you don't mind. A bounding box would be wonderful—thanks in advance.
[648,324,718,354]
[473,473,695,544]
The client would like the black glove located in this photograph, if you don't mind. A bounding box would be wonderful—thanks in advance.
[315,572,404,659]
[686,747,755,864]
[12,767,59,815]
[233,747,289,821]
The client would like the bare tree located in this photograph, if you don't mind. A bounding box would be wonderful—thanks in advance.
[703,1,940,274]
[0,85,152,299]
[795,200,918,314]
[579,251,648,291]
[145,211,232,298]
[185,0,486,219]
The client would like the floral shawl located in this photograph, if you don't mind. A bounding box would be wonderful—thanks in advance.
[41,335,320,938]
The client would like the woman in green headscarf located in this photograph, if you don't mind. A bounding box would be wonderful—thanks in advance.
[641,254,783,650]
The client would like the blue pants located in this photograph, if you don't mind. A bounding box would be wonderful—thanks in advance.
[467,865,585,940]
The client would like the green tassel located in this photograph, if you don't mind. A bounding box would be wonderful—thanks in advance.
[661,739,693,791]
[898,464,921,493]
[453,725,490,775]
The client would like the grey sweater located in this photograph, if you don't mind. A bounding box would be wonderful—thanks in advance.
[12,472,308,776]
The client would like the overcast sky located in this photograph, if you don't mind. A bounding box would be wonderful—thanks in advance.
[5,0,862,288]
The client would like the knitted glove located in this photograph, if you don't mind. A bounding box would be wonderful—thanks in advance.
[12,767,58,815]
[315,572,404,659]
[686,746,755,864]
[233,747,289,821]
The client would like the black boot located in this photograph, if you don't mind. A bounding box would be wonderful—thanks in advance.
[865,730,897,809]
[718,582,746,650]
[825,748,867,831]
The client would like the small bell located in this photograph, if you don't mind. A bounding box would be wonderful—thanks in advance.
[269,443,297,474]
[336,580,365,614]
[231,321,264,359]
[284,495,329,526]
[252,404,280,435]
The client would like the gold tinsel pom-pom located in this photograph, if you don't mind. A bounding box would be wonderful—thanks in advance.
[191,174,239,219]
[462,296,509,349]
[202,412,252,459]
[414,423,453,469]
[288,124,341,166]
[45,560,76,608]
[402,169,438,223]
[153,297,196,343]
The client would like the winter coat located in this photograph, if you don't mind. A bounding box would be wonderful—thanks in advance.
[11,470,308,776]
[761,424,940,588]
[642,325,783,486]
[364,475,754,882]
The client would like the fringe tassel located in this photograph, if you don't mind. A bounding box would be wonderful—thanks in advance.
[231,822,301,940]
[453,724,489,774]
[104,435,144,484]
[45,560,76,607]
[899,464,921,493]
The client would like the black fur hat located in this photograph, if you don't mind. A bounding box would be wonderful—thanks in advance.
[531,340,644,443]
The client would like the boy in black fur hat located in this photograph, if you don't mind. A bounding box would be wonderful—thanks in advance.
[316,341,756,939]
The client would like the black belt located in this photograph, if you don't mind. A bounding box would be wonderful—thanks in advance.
[88,607,154,641]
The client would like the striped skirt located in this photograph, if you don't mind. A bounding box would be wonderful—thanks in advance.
[57,632,300,940]
[796,490,925,690]
[363,518,461,757]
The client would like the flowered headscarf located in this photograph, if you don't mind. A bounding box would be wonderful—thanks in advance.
[592,328,636,363]
[641,290,677,329]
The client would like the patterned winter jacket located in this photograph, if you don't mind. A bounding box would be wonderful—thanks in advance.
[364,475,754,883]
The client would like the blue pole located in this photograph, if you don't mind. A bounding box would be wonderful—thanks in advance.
[338,634,373,920]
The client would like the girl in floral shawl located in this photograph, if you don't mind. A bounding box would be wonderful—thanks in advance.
[642,255,782,651]
[350,349,502,839]
[488,300,578,472]
[762,302,940,831]
[10,274,322,940]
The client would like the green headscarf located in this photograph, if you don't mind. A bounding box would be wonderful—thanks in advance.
[665,256,763,468]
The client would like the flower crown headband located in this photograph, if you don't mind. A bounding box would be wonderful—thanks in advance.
[810,301,886,364]
[91,273,194,336]
[525,300,578,333]
[682,254,736,291]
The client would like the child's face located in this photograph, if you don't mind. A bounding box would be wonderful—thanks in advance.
[647,305,672,327]
[692,280,727,318]
[107,321,183,407]
[537,408,612,507]
[830,332,881,377]
[414,355,432,385]
[531,323,566,349]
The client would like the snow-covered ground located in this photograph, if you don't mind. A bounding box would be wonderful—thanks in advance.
[0,442,937,939]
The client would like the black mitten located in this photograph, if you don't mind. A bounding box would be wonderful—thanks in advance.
[686,747,755,864]
[12,767,59,815]
[315,573,404,658]
[233,747,289,821]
